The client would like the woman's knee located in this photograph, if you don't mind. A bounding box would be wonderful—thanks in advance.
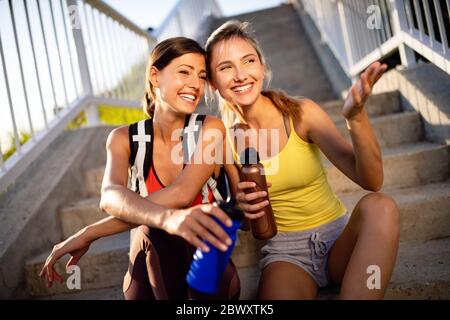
[356,192,400,232]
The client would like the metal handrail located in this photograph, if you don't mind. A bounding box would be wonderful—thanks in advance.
[0,0,225,193]
[294,0,450,78]
[0,0,155,193]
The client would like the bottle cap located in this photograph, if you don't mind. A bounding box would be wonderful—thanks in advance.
[216,197,245,221]
[240,147,260,165]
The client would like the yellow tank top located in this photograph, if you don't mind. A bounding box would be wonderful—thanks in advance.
[231,116,346,232]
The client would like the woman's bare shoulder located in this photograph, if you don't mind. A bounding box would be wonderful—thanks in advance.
[203,115,226,134]
[106,125,130,151]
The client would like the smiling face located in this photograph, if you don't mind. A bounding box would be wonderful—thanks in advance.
[209,37,266,108]
[151,52,207,114]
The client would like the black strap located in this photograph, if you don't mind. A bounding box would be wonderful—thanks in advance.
[143,119,153,182]
[128,114,230,200]
[128,122,138,166]
[182,114,206,164]
[128,119,153,194]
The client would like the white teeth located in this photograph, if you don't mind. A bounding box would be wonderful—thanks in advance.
[179,94,195,101]
[233,84,252,93]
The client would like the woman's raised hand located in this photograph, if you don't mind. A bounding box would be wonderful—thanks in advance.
[342,61,388,120]
[39,233,92,288]
[161,204,234,253]
[235,181,271,220]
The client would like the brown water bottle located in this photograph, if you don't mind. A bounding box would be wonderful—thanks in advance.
[239,147,277,240]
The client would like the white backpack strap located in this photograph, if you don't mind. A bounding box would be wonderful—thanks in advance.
[183,113,200,163]
[201,184,210,204]
[132,120,151,197]
[207,177,224,202]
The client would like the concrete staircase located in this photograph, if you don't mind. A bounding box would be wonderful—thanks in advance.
[23,4,449,300]
[210,4,337,103]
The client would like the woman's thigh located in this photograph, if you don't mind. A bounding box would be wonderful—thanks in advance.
[258,261,318,300]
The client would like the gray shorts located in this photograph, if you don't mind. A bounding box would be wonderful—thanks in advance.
[259,213,350,288]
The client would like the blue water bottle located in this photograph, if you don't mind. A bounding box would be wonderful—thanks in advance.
[186,197,244,294]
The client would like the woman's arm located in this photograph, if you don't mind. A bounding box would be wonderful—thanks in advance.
[99,126,174,227]
[146,116,227,207]
[100,126,232,245]
[301,62,386,191]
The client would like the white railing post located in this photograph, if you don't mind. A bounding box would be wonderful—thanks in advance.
[336,0,354,70]
[66,0,99,125]
[391,0,417,67]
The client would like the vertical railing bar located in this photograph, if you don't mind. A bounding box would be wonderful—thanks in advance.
[48,0,69,108]
[115,22,132,100]
[422,0,436,46]
[134,32,142,99]
[355,0,368,59]
[112,21,128,99]
[412,0,425,40]
[96,11,115,98]
[340,1,360,61]
[379,0,391,39]
[135,33,144,97]
[383,0,394,38]
[124,27,135,99]
[337,0,354,69]
[66,0,98,125]
[96,12,114,98]
[377,0,388,42]
[0,31,21,154]
[9,0,35,137]
[404,0,415,33]
[60,0,80,97]
[116,22,130,98]
[349,0,361,60]
[433,0,448,54]
[102,15,121,98]
[89,7,109,97]
[23,0,48,129]
[81,2,99,95]
[36,0,58,115]
[106,17,126,98]
[356,0,370,57]
[447,0,450,23]
[372,0,384,49]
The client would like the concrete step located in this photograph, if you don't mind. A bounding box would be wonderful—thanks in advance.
[237,236,450,300]
[338,181,450,242]
[59,198,108,239]
[385,237,450,299]
[322,91,401,122]
[26,227,262,298]
[25,232,129,297]
[232,230,266,269]
[326,142,449,193]
[336,111,423,148]
[85,168,104,197]
[35,285,124,300]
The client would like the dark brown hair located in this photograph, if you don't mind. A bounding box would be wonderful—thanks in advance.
[205,20,303,126]
[143,37,205,118]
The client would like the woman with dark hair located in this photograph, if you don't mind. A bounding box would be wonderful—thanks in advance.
[205,20,400,300]
[40,37,241,300]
